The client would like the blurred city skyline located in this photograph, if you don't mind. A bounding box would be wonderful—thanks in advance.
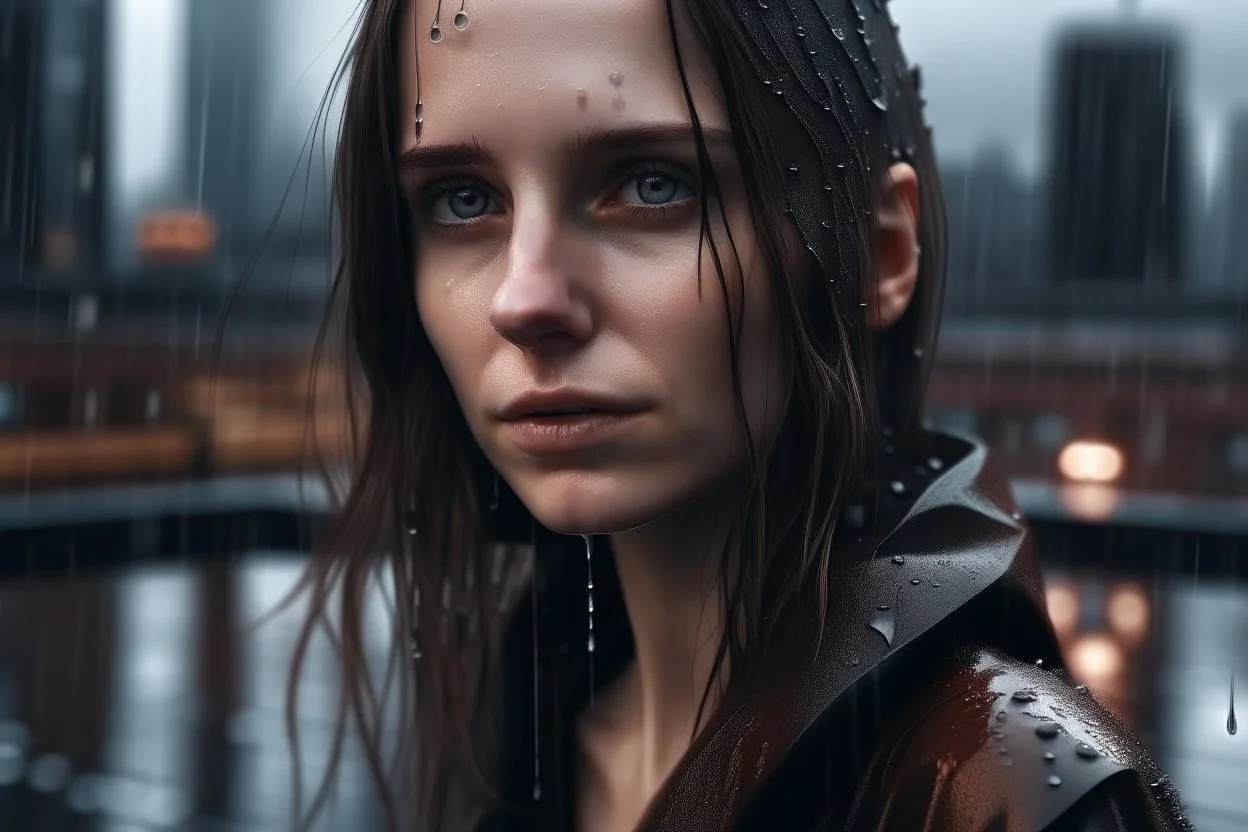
[894,0,1248,197]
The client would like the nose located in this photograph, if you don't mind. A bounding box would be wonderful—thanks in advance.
[488,203,594,352]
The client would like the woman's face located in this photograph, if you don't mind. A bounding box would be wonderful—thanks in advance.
[399,0,791,534]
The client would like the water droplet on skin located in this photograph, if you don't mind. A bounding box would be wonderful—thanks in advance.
[1011,690,1038,703]
[1047,775,1062,788]
[1076,743,1100,760]
[429,24,442,43]
[996,746,1008,755]
[1044,752,1056,762]
[891,555,905,565]
[1035,723,1060,739]
[996,711,1007,721]
[454,10,469,30]
[609,70,624,87]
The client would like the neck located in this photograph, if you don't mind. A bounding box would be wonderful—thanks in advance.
[600,498,735,791]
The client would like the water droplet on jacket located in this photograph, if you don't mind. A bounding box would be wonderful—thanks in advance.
[876,604,891,611]
[869,607,895,647]
[1075,685,1089,693]
[1047,775,1062,788]
[1043,751,1056,762]
[996,745,1008,753]
[796,26,806,36]
[1035,723,1059,739]
[844,652,862,668]
[891,555,905,565]
[931,582,942,588]
[789,165,799,173]
[757,0,769,8]
[1076,743,1099,760]
[910,578,921,586]
[927,457,943,471]
[454,10,469,30]
[587,634,596,652]
[832,27,845,39]
[1011,690,1038,703]
[1035,659,1045,667]
[890,480,905,494]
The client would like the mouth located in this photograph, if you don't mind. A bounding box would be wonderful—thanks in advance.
[499,391,647,422]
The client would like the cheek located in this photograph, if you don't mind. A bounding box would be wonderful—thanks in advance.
[415,260,490,408]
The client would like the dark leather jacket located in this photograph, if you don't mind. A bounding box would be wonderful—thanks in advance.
[468,432,1192,831]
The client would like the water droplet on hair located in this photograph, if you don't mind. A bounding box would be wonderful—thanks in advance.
[931,581,942,588]
[1076,743,1100,760]
[1075,684,1089,693]
[869,606,895,647]
[789,165,799,173]
[913,347,923,358]
[454,11,469,30]
[1047,775,1062,788]
[843,652,862,668]
[1011,690,1038,703]
[429,24,443,43]
[891,555,905,565]
[1035,723,1060,739]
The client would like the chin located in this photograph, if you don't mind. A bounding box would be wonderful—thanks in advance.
[512,470,675,537]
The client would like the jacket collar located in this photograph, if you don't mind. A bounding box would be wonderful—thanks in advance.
[636,429,1061,829]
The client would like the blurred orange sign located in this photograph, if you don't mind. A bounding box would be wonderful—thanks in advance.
[136,210,217,262]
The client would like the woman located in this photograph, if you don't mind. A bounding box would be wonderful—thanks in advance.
[285,0,1191,829]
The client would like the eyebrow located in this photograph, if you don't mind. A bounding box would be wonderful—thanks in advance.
[396,123,735,171]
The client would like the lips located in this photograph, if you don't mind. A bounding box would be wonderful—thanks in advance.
[498,390,645,422]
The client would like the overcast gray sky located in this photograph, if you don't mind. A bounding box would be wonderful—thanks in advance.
[890,0,1248,189]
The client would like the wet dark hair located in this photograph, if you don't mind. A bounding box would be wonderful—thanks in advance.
[278,0,946,829]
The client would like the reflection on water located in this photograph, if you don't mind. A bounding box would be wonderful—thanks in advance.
[0,557,1244,830]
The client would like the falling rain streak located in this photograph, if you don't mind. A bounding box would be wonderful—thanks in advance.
[583,534,596,710]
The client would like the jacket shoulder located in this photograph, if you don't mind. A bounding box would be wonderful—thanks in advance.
[859,645,1192,832]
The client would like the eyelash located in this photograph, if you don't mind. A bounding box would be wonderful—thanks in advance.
[412,160,699,236]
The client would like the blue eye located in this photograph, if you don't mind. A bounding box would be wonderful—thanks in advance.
[434,185,495,221]
[621,172,693,206]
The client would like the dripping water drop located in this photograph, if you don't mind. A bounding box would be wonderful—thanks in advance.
[1229,671,1238,736]
[583,535,596,708]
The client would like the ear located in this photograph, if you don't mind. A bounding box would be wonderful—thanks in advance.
[868,163,921,331]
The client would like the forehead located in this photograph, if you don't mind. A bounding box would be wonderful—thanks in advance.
[401,0,727,149]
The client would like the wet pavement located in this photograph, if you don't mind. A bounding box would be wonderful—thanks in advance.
[0,553,1244,831]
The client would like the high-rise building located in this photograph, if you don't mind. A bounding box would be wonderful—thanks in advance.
[183,0,264,265]
[38,0,109,274]
[0,1,43,276]
[1220,111,1248,290]
[1046,20,1190,285]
